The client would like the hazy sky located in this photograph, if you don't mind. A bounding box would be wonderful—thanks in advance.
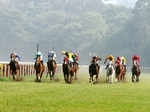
[0,0,138,8]
[102,0,138,8]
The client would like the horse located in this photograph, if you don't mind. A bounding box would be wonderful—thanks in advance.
[89,63,100,84]
[34,56,45,82]
[115,64,126,81]
[73,62,79,80]
[47,58,57,80]
[120,65,127,81]
[9,60,20,80]
[62,58,74,84]
[132,64,141,82]
[106,63,115,83]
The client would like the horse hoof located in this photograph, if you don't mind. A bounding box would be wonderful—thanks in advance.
[74,77,78,80]
[93,82,96,84]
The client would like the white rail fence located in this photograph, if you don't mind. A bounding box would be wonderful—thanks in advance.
[0,61,62,78]
[0,61,149,78]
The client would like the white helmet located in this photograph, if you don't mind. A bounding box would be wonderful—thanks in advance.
[37,51,42,55]
[14,53,17,56]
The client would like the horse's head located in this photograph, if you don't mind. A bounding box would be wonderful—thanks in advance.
[9,61,16,69]
[36,55,41,63]
[108,64,113,69]
[63,57,69,64]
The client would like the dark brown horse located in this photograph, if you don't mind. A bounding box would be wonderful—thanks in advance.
[115,64,126,81]
[89,56,101,84]
[132,64,141,82]
[62,58,75,84]
[73,62,79,80]
[34,56,45,82]
[9,60,20,80]
[47,59,57,80]
[89,63,100,84]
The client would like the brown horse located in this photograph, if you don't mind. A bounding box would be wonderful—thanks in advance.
[9,60,20,80]
[34,56,45,82]
[47,58,57,80]
[132,64,141,82]
[120,65,126,81]
[115,64,126,81]
[73,62,79,80]
[62,58,75,84]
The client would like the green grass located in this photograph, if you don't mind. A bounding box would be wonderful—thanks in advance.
[0,73,150,112]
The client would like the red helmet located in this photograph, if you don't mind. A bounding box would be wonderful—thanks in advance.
[117,56,121,60]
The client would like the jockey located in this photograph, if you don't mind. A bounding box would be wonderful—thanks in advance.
[90,56,101,64]
[48,50,56,64]
[34,51,43,64]
[132,54,140,66]
[61,51,74,63]
[115,56,121,66]
[104,55,114,69]
[73,52,79,64]
[10,52,21,63]
[117,56,122,64]
[115,59,120,67]
[121,56,127,68]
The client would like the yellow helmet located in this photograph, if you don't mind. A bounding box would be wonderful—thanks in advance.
[109,54,113,57]
[61,50,66,54]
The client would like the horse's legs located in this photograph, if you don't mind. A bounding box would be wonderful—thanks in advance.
[12,74,15,80]
[89,74,93,83]
[40,72,44,81]
[89,76,91,83]
[106,75,108,83]
[52,71,55,80]
[46,72,48,79]
[74,64,78,80]
[92,76,94,83]
[63,73,65,81]
[136,74,140,82]
[39,65,45,81]
[118,73,121,82]
[66,74,69,83]
[46,70,49,79]
[132,74,135,82]
[15,69,20,80]
[74,71,77,80]
[50,71,52,80]
[12,73,16,80]
[96,74,98,82]
[111,72,114,83]
[69,72,73,84]
[36,73,39,81]
[11,70,15,80]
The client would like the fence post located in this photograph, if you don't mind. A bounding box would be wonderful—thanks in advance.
[0,64,1,77]
[24,65,26,76]
[2,64,5,77]
[6,64,9,77]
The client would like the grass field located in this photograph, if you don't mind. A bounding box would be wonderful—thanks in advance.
[0,73,150,112]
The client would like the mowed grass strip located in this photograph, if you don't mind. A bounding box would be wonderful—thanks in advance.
[0,73,150,112]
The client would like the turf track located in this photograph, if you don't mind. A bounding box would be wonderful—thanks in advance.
[0,73,149,112]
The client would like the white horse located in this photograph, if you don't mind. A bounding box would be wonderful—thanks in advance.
[106,62,115,83]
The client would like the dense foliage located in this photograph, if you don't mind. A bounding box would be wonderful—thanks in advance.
[0,0,149,65]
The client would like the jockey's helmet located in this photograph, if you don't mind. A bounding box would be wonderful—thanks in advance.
[61,50,66,54]
[38,51,42,55]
